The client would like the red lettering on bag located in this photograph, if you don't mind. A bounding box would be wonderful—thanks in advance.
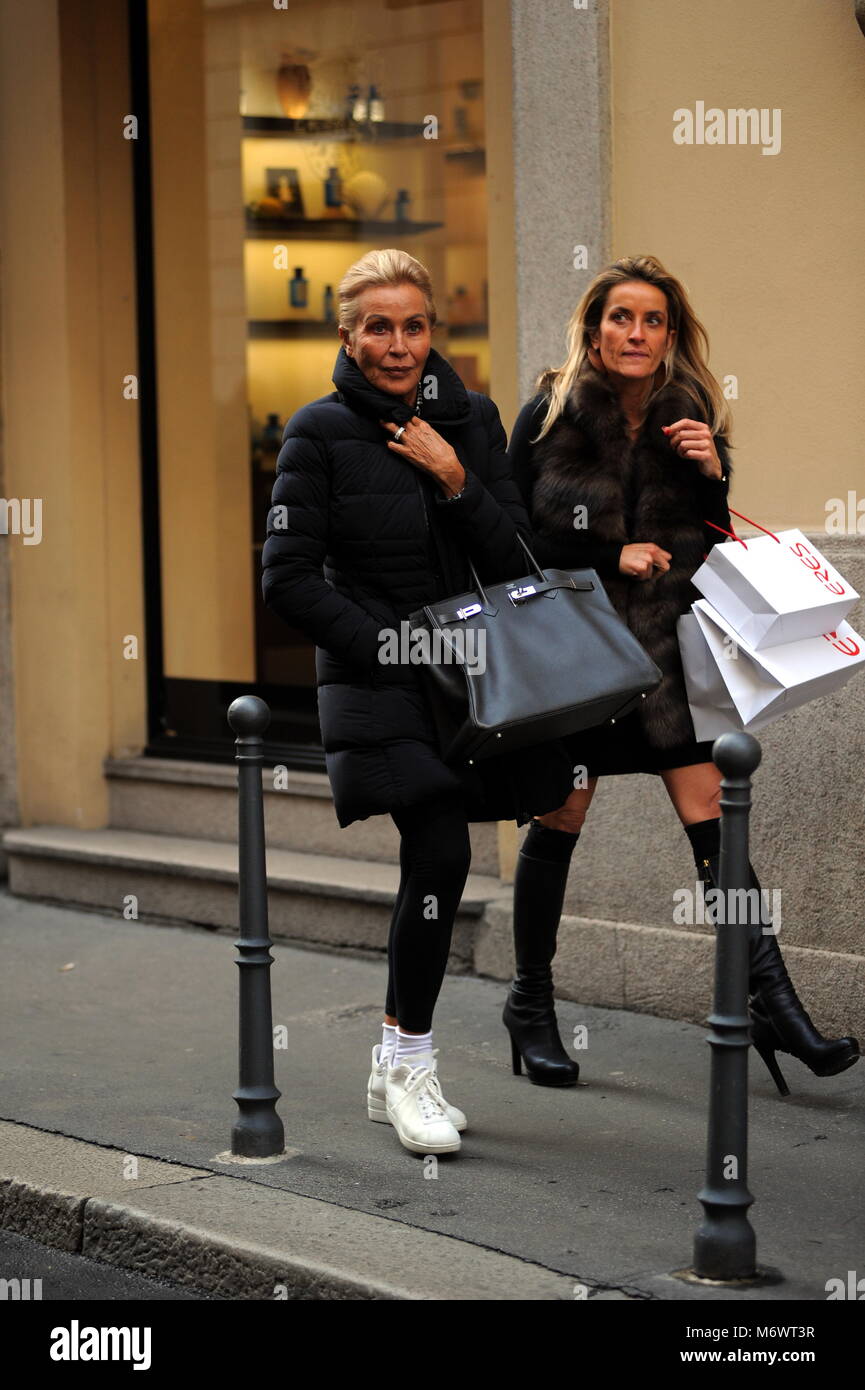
[787,541,846,595]
[823,631,860,656]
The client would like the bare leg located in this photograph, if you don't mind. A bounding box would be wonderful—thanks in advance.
[534,778,599,833]
[659,761,720,825]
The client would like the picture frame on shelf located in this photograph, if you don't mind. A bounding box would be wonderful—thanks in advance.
[265,167,305,217]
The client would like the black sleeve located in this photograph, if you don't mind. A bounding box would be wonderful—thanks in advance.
[507,395,546,512]
[695,433,733,553]
[507,393,624,580]
[431,394,534,582]
[260,418,383,669]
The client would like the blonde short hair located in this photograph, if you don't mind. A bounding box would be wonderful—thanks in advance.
[337,249,437,337]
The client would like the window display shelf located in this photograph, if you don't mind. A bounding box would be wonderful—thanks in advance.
[248,319,488,339]
[446,321,488,338]
[245,215,444,239]
[443,144,486,165]
[242,115,427,141]
[249,319,340,338]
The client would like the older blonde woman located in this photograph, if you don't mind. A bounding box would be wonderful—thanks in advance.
[262,249,573,1156]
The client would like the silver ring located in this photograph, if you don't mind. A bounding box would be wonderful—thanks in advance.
[393,425,406,442]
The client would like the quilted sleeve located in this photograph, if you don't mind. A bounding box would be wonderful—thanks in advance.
[260,416,383,668]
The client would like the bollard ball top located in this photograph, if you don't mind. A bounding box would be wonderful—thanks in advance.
[712,731,761,778]
[227,695,271,736]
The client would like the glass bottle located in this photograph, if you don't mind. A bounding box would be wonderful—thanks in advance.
[324,166,343,213]
[262,413,283,450]
[289,267,309,309]
[368,85,385,122]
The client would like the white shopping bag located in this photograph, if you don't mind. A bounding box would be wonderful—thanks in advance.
[677,599,865,740]
[692,520,858,650]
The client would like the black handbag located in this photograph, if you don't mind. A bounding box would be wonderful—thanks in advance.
[408,534,662,765]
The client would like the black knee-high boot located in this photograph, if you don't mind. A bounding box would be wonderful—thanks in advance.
[503,819,581,1087]
[685,818,860,1095]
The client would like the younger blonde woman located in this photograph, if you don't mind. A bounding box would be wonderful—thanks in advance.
[503,254,859,1095]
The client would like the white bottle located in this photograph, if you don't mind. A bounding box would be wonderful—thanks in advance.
[368,85,385,122]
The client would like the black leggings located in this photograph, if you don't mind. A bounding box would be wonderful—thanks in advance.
[385,795,472,1033]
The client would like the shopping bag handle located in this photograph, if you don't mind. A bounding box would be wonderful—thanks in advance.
[703,508,781,551]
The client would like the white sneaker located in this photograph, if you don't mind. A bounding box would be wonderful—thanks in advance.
[385,1060,462,1154]
[367,1046,467,1131]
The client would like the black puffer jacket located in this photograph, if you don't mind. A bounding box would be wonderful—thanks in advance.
[261,347,574,827]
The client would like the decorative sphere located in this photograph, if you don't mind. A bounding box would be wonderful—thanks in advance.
[227,695,271,736]
[712,731,761,778]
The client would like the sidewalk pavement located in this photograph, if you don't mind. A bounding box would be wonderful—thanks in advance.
[0,888,862,1301]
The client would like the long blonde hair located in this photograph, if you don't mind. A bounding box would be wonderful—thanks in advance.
[533,255,732,442]
[337,248,437,337]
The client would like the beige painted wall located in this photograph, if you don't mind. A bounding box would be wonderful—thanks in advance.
[0,0,145,828]
[611,0,865,531]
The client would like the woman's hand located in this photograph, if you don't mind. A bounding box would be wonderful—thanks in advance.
[619,542,672,579]
[662,419,723,479]
[379,417,466,497]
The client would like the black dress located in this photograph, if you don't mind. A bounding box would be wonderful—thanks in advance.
[508,391,732,778]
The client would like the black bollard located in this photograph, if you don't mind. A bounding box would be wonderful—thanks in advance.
[692,731,761,1280]
[227,695,285,1159]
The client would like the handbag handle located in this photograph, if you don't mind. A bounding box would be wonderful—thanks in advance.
[515,531,548,580]
[465,532,547,602]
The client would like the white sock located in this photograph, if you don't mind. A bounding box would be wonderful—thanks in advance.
[380,1022,398,1065]
[393,1027,433,1068]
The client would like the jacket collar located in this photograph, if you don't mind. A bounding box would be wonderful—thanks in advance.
[332,345,472,427]
[564,367,703,444]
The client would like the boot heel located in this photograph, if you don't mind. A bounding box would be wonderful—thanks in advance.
[510,1035,522,1076]
[700,851,860,1087]
[753,1038,790,1097]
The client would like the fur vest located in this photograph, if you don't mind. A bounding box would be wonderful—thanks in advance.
[530,370,732,748]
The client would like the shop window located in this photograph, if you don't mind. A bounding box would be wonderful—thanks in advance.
[145,0,486,752]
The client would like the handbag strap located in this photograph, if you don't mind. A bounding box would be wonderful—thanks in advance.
[515,532,548,579]
[435,533,590,625]
[464,531,549,604]
[432,574,594,626]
